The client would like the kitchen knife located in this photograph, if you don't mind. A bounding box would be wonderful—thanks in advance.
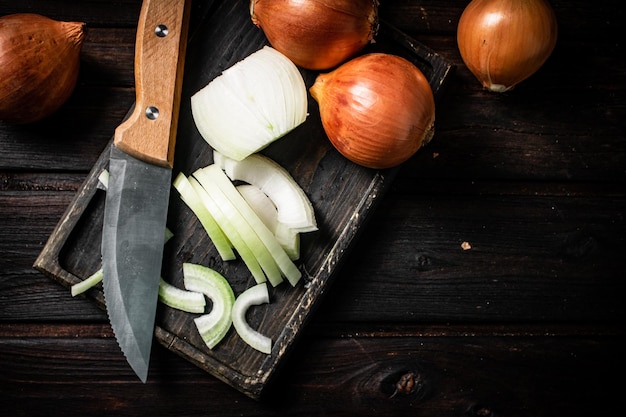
[102,0,191,382]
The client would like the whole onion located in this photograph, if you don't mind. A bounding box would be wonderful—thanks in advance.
[310,53,435,170]
[0,14,86,124]
[457,0,558,92]
[250,0,378,70]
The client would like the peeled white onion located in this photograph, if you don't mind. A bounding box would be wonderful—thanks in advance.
[191,46,308,161]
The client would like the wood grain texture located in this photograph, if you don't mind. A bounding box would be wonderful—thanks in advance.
[0,325,622,416]
[1,0,624,415]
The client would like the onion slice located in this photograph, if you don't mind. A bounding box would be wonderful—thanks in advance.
[237,184,300,260]
[187,175,268,285]
[193,167,284,287]
[191,46,308,161]
[71,268,103,297]
[194,165,301,286]
[158,277,206,314]
[213,151,317,233]
[183,263,235,349]
[232,282,272,354]
[173,173,236,261]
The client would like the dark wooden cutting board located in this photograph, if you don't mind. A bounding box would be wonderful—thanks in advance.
[34,0,453,399]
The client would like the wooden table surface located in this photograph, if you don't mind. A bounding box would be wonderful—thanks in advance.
[1,0,624,415]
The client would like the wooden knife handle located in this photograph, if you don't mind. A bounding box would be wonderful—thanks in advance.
[113,0,191,168]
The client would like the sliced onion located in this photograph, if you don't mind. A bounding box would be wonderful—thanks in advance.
[71,268,103,297]
[187,175,268,285]
[158,277,206,314]
[183,263,235,349]
[232,282,272,354]
[194,165,301,286]
[191,46,308,161]
[193,167,284,287]
[237,184,300,261]
[97,169,109,189]
[173,173,236,261]
[213,151,317,233]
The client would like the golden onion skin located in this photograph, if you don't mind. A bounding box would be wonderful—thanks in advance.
[457,0,558,92]
[250,0,378,70]
[0,14,85,124]
[310,53,435,169]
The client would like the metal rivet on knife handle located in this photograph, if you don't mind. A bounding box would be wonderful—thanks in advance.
[155,24,168,37]
[146,106,160,120]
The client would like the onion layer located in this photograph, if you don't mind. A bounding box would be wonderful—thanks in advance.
[0,14,85,124]
[310,53,435,170]
[250,0,379,70]
[457,0,558,92]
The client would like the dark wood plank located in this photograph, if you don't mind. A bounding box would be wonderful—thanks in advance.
[379,0,625,41]
[2,179,624,323]
[0,180,107,321]
[0,323,622,416]
[79,28,136,87]
[321,187,626,323]
[0,0,142,27]
[0,87,133,171]
[0,0,215,32]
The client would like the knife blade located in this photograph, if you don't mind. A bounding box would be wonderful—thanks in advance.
[102,0,191,383]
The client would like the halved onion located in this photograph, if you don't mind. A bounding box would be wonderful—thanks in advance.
[191,46,308,161]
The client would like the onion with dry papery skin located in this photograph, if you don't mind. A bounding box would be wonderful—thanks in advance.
[310,53,435,170]
[457,0,558,92]
[250,0,379,70]
[0,14,85,124]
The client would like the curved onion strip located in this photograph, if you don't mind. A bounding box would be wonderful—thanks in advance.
[214,151,317,233]
[158,277,206,314]
[232,283,272,354]
[71,268,103,297]
[237,184,300,260]
[182,263,235,349]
